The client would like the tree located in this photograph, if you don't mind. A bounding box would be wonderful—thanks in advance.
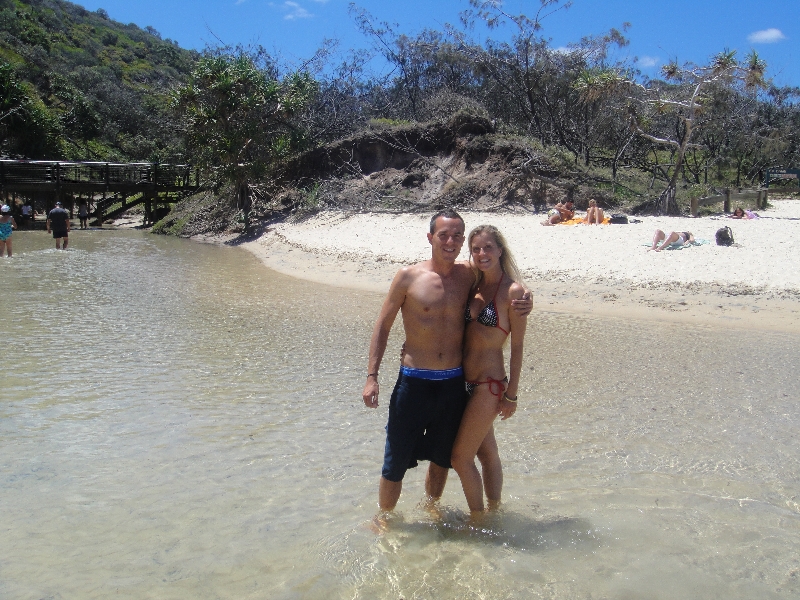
[627,50,767,214]
[172,49,317,230]
[0,60,60,157]
[573,67,640,179]
[350,6,479,122]
[450,0,572,141]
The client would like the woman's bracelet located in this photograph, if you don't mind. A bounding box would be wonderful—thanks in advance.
[503,392,517,403]
[367,372,379,379]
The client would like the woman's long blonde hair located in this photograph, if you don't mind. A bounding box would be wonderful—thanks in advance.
[467,224,524,287]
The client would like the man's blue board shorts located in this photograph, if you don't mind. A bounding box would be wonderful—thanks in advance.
[382,366,468,482]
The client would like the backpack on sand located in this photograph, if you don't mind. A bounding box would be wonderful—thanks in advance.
[609,213,629,224]
[715,226,734,246]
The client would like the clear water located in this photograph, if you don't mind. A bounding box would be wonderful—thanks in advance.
[2,230,799,599]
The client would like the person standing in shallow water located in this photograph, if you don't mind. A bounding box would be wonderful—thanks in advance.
[47,201,70,250]
[78,202,89,229]
[0,204,16,257]
[451,225,528,516]
[362,210,532,514]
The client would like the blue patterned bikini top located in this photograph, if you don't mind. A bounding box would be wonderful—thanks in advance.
[464,278,509,336]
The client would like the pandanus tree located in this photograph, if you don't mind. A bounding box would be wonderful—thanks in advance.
[629,50,767,214]
[173,49,317,231]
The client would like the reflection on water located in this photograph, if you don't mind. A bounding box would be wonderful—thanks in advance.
[2,230,799,599]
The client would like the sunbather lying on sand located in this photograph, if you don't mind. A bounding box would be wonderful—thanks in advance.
[650,229,694,252]
[730,207,759,219]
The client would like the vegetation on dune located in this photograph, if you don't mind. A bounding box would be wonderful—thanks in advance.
[0,0,196,161]
[2,0,799,230]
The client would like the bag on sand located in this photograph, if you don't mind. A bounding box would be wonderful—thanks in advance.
[715,226,734,246]
[609,213,629,224]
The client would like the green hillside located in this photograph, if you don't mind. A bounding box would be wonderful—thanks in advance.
[0,0,197,160]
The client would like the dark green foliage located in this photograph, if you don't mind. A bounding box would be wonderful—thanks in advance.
[0,60,59,155]
[0,0,197,160]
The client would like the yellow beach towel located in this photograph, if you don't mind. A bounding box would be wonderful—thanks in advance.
[558,217,611,225]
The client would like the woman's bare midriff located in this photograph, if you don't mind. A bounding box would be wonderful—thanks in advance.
[463,324,507,380]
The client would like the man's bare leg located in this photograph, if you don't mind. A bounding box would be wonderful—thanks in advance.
[379,476,402,511]
[425,463,449,501]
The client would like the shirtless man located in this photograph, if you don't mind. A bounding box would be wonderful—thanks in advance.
[362,210,531,512]
[541,200,575,226]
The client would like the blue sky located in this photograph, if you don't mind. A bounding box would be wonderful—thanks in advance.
[76,0,798,87]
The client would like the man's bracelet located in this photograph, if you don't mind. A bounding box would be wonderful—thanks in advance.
[503,392,518,403]
[367,372,379,379]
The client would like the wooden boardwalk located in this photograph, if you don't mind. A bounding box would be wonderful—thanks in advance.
[0,160,201,224]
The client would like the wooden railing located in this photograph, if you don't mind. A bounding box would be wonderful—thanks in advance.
[0,160,200,192]
[691,189,769,217]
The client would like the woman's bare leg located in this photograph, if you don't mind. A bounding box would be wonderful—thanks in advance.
[650,229,665,250]
[656,231,681,251]
[477,425,502,509]
[451,387,500,514]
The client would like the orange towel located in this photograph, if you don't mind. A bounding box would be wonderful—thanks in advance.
[558,217,610,225]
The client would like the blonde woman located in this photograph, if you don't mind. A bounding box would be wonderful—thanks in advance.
[583,199,605,224]
[451,225,528,515]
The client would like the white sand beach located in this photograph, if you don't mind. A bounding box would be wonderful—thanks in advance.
[206,199,800,332]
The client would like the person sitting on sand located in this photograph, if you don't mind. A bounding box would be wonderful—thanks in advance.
[451,225,527,517]
[541,200,575,226]
[650,229,694,252]
[583,199,605,225]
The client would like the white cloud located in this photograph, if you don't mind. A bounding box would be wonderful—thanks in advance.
[747,28,786,44]
[638,55,659,68]
[283,1,312,20]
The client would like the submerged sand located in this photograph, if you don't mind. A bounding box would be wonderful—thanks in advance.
[196,200,800,333]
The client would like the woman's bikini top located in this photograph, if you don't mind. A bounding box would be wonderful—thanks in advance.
[465,277,509,336]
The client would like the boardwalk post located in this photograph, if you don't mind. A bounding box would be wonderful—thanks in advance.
[723,189,731,213]
[144,192,152,224]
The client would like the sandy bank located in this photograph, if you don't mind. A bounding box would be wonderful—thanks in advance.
[201,200,800,333]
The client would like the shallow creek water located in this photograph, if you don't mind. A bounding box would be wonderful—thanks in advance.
[2,230,799,599]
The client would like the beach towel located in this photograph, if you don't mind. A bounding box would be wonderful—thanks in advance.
[557,217,611,225]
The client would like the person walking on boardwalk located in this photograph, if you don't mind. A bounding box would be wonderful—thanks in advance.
[47,201,70,250]
[362,210,532,514]
[0,205,16,257]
